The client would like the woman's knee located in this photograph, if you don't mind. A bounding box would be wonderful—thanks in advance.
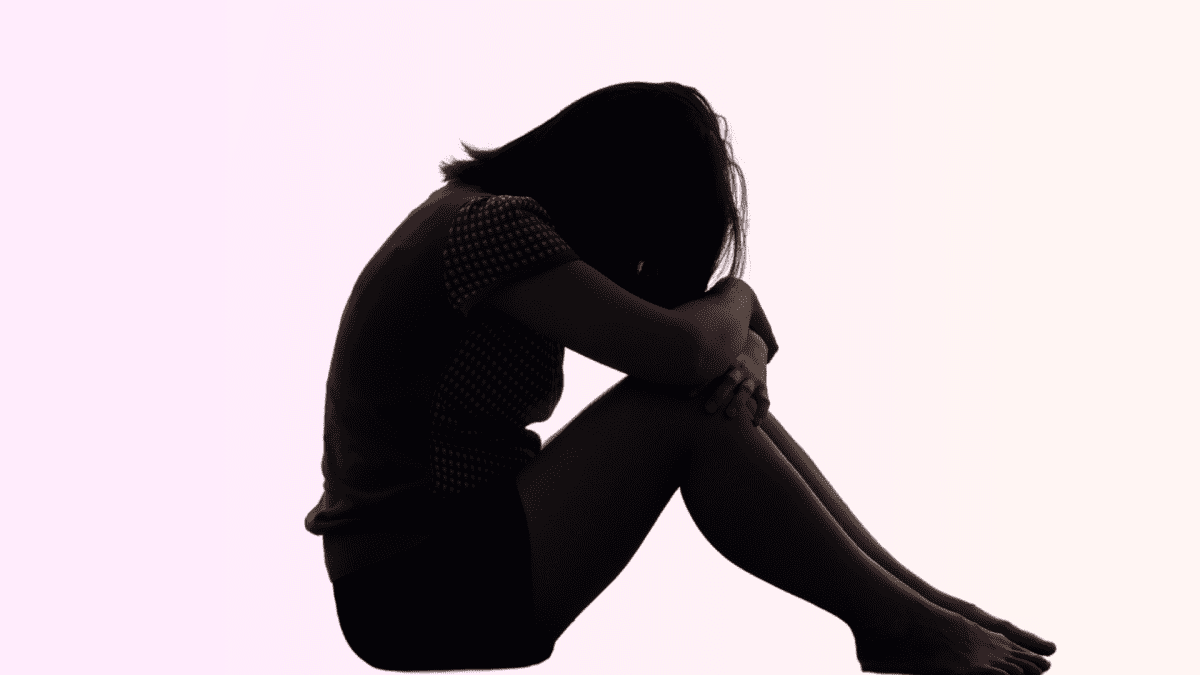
[526,373,752,487]
[615,376,762,455]
[612,376,707,421]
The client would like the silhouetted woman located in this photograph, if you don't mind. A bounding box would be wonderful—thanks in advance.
[305,82,1056,674]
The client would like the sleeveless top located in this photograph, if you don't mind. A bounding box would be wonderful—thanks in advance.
[305,185,580,581]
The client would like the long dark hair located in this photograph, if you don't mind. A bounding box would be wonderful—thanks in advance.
[439,82,748,309]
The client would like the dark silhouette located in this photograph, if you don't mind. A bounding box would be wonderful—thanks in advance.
[306,82,1055,673]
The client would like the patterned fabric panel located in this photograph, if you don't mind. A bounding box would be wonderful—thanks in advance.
[431,315,566,429]
[428,425,541,496]
[444,195,576,315]
[431,195,575,496]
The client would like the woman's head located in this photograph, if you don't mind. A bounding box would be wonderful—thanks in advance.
[439,82,747,308]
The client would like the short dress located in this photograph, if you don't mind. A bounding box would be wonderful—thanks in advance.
[305,186,580,670]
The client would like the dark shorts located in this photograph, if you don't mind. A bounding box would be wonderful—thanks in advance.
[332,478,555,671]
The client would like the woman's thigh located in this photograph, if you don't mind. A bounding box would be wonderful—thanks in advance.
[516,376,750,641]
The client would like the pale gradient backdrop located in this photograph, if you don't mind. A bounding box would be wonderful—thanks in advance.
[3,2,1196,674]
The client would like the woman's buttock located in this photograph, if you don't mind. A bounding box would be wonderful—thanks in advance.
[331,477,553,671]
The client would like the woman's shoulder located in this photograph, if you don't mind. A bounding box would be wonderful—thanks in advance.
[388,185,550,258]
[418,182,492,215]
[462,194,547,217]
[386,184,494,244]
[438,184,547,220]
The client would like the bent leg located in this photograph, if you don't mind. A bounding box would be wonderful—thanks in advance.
[516,377,692,642]
[759,415,1056,657]
[517,378,1049,675]
[520,376,913,639]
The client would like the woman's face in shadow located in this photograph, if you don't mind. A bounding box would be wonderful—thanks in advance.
[565,204,713,310]
[593,253,703,310]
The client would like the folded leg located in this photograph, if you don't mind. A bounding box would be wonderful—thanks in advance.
[517,378,1050,674]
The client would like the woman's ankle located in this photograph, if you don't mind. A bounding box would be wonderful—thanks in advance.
[843,583,953,639]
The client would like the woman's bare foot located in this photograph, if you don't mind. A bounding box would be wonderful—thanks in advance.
[918,590,1056,657]
[851,605,1052,675]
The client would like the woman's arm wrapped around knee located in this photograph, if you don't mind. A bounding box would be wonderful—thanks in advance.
[672,277,759,383]
[679,329,771,425]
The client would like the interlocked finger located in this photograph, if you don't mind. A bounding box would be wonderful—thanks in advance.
[751,383,770,426]
[1006,654,1047,675]
[992,659,1022,675]
[725,375,759,418]
[1014,649,1050,672]
[705,365,748,414]
[1010,657,1038,675]
[744,397,758,418]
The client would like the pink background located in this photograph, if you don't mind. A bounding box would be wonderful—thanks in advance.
[4,2,1197,673]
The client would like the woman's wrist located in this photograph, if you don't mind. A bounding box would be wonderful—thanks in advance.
[675,278,756,383]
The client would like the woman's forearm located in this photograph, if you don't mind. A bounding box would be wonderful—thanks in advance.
[748,293,779,363]
[675,278,756,384]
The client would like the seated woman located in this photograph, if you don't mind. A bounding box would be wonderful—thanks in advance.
[304,82,1055,674]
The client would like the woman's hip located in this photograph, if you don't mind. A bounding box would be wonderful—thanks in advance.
[331,477,554,670]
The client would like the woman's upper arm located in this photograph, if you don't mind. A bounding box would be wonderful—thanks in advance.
[481,260,708,385]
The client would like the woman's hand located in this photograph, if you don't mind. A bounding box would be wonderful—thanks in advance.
[700,329,770,426]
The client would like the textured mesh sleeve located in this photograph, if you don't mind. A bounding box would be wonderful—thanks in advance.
[444,195,580,316]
